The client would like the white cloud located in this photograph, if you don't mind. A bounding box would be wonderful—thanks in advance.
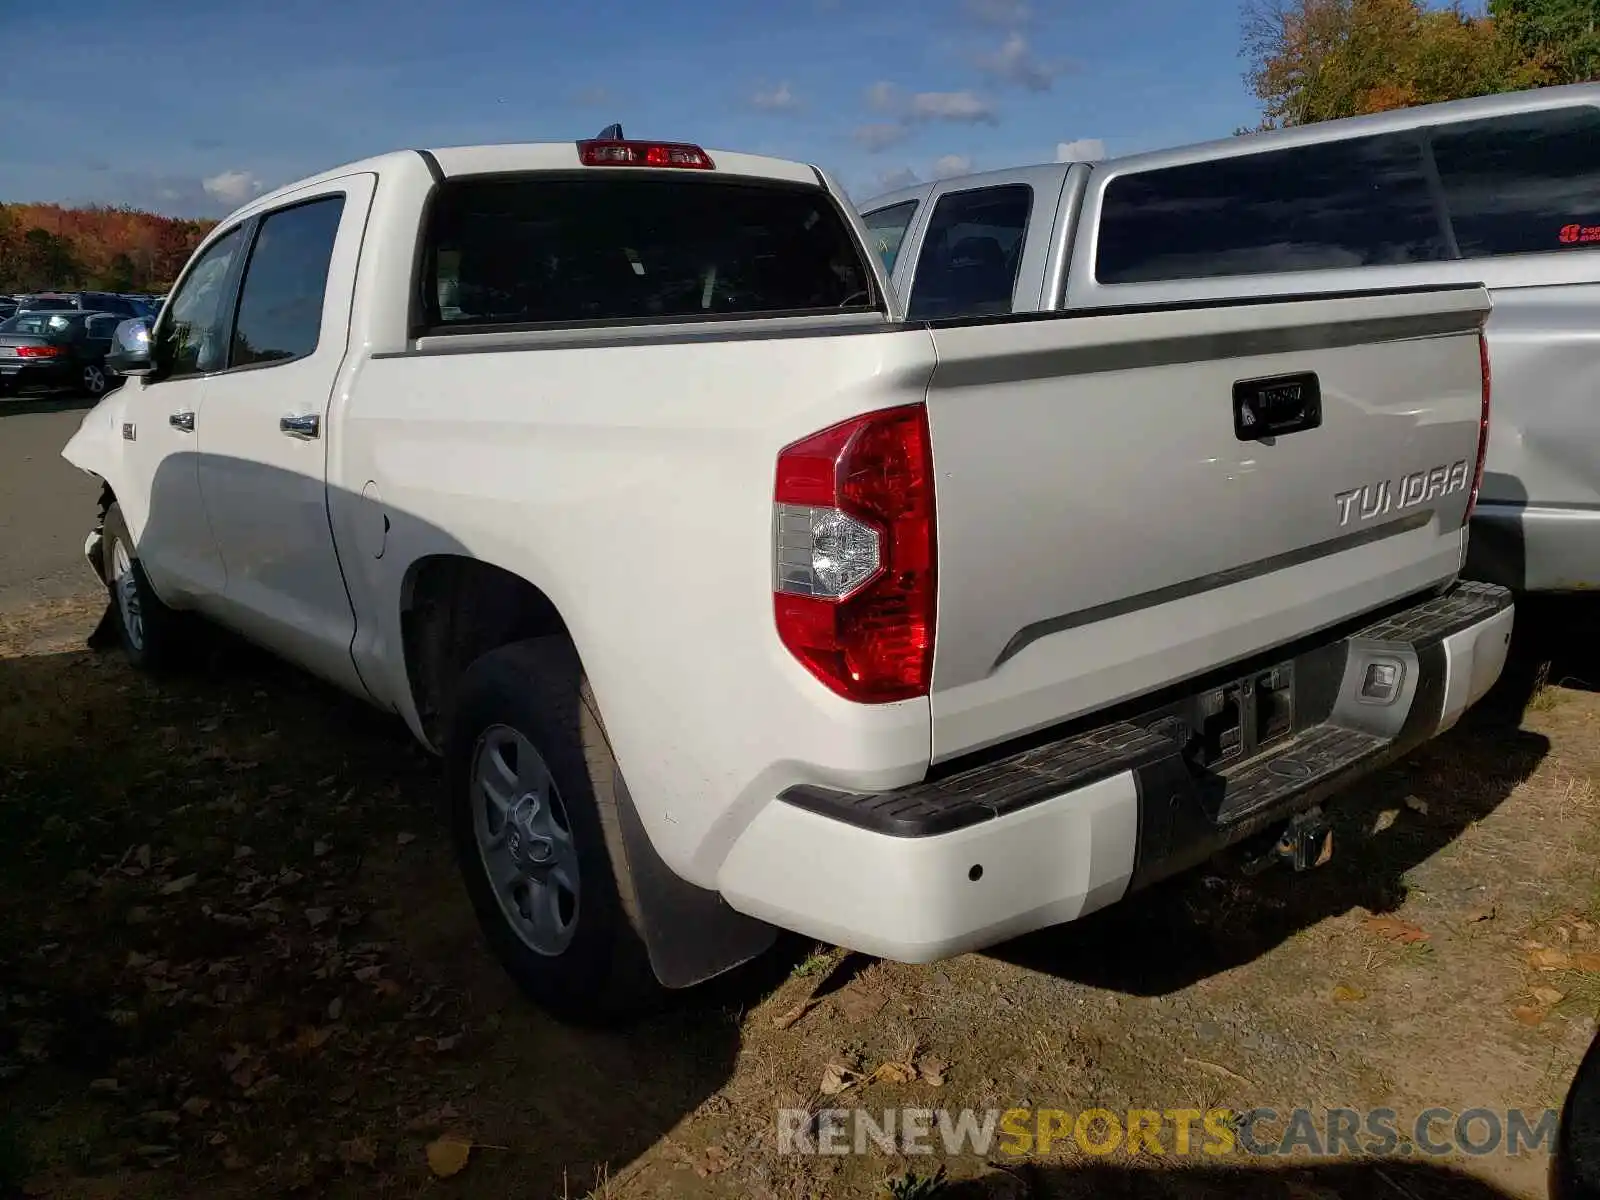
[876,167,921,192]
[854,122,910,153]
[907,91,998,125]
[866,81,898,113]
[976,32,1058,92]
[932,154,973,179]
[963,0,1031,24]
[201,170,264,207]
[749,82,801,112]
[1056,138,1107,162]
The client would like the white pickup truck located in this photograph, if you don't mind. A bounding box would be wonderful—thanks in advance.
[63,131,1513,1023]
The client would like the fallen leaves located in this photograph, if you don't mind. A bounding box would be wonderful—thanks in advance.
[834,982,888,1025]
[1577,952,1600,973]
[338,1137,377,1169]
[1332,985,1367,1003]
[425,1134,473,1178]
[1363,914,1430,945]
[772,999,817,1031]
[159,874,198,896]
[818,1062,857,1096]
[1183,1057,1258,1088]
[1529,946,1573,971]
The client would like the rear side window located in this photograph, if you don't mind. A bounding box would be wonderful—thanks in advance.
[423,176,876,331]
[1430,107,1600,258]
[906,184,1031,320]
[1096,133,1450,284]
[862,201,918,272]
[230,196,344,367]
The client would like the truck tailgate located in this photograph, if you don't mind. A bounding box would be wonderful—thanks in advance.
[924,285,1492,761]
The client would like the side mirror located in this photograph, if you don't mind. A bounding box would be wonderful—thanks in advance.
[1552,1025,1600,1199]
[105,317,154,377]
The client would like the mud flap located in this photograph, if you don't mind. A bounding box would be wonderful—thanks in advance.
[86,601,119,651]
[611,770,778,989]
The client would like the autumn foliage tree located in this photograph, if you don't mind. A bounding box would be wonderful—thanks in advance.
[0,203,215,294]
[1242,0,1568,128]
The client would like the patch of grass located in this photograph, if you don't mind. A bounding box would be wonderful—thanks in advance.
[884,1164,948,1199]
[1396,941,1435,969]
[792,948,835,979]
[0,1115,35,1192]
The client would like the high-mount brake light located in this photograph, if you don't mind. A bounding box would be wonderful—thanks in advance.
[1466,330,1491,526]
[773,405,936,704]
[577,140,715,170]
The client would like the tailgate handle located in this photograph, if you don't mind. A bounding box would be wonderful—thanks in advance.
[1233,372,1321,441]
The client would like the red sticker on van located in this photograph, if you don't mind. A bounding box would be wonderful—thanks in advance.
[1559,223,1600,245]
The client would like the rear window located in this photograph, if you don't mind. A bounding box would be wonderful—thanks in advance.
[862,201,918,272]
[1096,133,1450,284]
[905,184,1031,320]
[1,313,75,336]
[1430,107,1600,258]
[22,297,74,311]
[422,175,877,331]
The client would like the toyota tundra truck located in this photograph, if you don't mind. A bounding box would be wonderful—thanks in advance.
[62,130,1512,1023]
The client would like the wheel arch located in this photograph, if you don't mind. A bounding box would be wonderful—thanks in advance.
[399,553,778,992]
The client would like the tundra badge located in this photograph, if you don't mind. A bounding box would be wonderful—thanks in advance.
[1335,460,1470,528]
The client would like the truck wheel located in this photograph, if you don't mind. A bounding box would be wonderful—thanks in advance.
[100,502,186,672]
[445,637,661,1025]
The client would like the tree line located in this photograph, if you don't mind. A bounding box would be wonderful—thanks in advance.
[0,203,216,295]
[1245,0,1598,127]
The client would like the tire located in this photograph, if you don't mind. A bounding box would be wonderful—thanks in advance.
[100,502,187,672]
[444,636,661,1025]
[81,362,108,398]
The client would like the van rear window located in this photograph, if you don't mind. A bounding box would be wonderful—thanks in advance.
[422,175,877,331]
[1095,133,1450,284]
[1094,105,1600,285]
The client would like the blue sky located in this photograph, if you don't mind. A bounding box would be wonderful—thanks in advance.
[3,0,1265,217]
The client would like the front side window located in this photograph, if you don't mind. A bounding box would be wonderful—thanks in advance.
[1095,133,1451,284]
[906,184,1031,320]
[1430,107,1600,259]
[158,226,245,378]
[423,175,875,331]
[230,196,345,368]
[862,201,919,272]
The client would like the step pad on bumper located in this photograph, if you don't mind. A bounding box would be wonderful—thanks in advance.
[778,581,1511,844]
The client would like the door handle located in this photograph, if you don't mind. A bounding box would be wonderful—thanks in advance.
[280,414,321,440]
[169,411,195,433]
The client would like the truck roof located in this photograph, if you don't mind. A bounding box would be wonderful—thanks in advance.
[857,81,1600,212]
[217,141,827,227]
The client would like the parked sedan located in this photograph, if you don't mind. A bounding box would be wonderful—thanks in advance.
[0,311,122,397]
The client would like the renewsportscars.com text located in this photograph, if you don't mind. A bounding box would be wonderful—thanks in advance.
[776,1106,1559,1159]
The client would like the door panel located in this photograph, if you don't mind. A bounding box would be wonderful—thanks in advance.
[196,175,375,697]
[121,224,249,605]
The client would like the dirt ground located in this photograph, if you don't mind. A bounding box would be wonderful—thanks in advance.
[2,594,1597,1200]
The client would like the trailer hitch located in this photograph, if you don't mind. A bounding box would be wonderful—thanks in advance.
[1240,806,1334,876]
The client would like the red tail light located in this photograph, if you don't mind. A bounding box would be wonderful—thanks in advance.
[1466,330,1491,526]
[15,345,63,358]
[773,405,936,703]
[577,140,715,170]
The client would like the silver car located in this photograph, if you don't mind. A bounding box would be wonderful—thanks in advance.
[860,82,1600,594]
